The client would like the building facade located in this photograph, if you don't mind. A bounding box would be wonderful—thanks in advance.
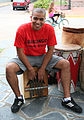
[54,0,84,10]
[71,0,84,7]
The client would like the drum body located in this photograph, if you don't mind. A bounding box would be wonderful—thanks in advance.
[62,27,84,47]
[79,50,84,91]
[54,44,81,93]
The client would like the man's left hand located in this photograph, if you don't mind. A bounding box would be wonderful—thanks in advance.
[37,68,45,81]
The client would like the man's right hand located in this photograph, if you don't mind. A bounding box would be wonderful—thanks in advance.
[28,67,36,80]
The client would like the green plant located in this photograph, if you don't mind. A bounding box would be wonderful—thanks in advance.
[34,0,52,9]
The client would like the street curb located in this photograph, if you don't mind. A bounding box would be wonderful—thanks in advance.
[66,15,84,17]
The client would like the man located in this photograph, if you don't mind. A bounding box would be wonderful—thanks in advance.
[6,8,82,113]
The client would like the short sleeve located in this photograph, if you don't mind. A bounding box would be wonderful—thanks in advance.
[14,25,26,48]
[47,26,57,46]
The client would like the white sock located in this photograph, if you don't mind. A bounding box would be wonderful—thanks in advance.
[18,95,23,99]
[64,97,71,102]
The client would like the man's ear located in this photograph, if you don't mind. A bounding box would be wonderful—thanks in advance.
[44,17,46,22]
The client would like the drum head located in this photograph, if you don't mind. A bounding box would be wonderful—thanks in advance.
[54,44,81,52]
[63,27,84,33]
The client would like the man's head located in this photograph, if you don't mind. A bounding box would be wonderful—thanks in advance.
[31,8,46,31]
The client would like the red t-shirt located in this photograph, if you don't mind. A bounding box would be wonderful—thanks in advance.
[14,22,57,56]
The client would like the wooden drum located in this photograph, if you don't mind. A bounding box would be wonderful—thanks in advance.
[21,67,48,99]
[54,44,82,93]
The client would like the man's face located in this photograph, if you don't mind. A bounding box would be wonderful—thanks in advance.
[31,12,45,31]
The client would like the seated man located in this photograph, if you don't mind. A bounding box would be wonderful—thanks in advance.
[6,8,82,113]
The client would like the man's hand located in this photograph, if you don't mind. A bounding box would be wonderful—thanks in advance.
[37,68,45,81]
[16,47,37,80]
[28,68,36,80]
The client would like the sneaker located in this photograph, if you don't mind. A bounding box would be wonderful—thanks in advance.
[11,95,24,113]
[62,97,82,113]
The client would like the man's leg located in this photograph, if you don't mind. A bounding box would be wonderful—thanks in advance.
[6,62,21,97]
[54,59,71,98]
[54,59,82,113]
[6,62,24,113]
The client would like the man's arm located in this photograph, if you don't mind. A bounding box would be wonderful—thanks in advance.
[38,45,54,80]
[16,47,36,80]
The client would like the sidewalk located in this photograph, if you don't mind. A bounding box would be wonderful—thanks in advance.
[0,2,12,7]
[0,2,84,120]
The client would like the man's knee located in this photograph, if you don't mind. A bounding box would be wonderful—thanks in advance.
[6,62,19,75]
[62,59,70,70]
[6,63,14,75]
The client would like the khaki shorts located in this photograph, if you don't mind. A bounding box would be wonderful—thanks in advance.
[8,54,63,75]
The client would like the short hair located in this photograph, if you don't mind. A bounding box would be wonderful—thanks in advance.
[32,8,46,17]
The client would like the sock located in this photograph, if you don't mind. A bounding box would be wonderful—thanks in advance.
[64,97,71,102]
[17,95,23,100]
